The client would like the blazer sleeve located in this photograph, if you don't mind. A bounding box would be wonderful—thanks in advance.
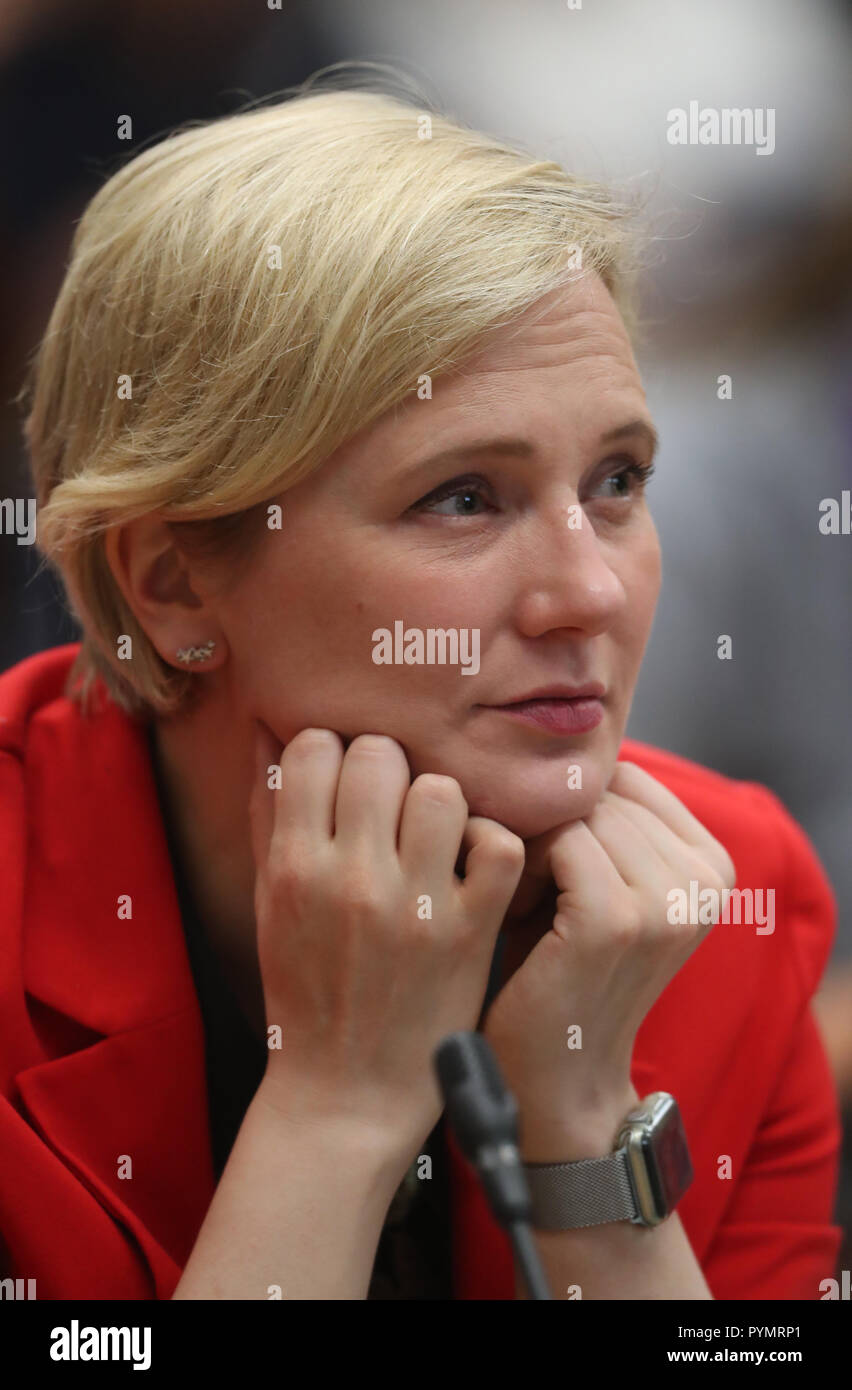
[700,783,844,1299]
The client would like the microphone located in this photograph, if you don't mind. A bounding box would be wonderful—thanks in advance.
[434,1031,552,1300]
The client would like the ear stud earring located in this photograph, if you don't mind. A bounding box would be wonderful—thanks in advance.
[176,640,216,665]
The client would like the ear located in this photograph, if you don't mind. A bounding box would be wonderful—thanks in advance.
[103,513,228,675]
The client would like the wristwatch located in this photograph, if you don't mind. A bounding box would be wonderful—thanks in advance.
[522,1092,693,1230]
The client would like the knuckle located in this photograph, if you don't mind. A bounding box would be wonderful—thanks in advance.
[691,855,733,902]
[486,828,526,869]
[612,902,644,943]
[336,863,384,914]
[704,885,731,924]
[707,866,731,898]
[347,733,403,758]
[411,772,467,810]
[285,727,339,757]
[715,845,737,888]
[266,855,314,910]
[610,760,641,783]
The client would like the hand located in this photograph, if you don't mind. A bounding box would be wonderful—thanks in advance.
[481,761,737,1154]
[249,723,526,1155]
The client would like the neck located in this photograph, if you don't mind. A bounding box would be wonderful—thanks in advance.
[149,692,267,1042]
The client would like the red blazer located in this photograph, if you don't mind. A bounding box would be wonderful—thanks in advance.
[0,645,843,1299]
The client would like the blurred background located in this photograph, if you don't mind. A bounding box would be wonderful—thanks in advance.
[2,0,851,1277]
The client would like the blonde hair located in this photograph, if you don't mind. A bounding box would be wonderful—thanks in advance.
[20,65,645,720]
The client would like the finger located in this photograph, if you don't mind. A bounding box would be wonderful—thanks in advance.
[520,782,676,890]
[520,821,579,882]
[539,817,620,906]
[609,766,736,885]
[333,734,412,855]
[269,727,344,858]
[398,772,469,882]
[602,789,687,867]
[457,817,526,918]
[583,797,670,889]
[607,761,719,850]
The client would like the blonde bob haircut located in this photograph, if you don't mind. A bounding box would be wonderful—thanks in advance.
[21,64,645,721]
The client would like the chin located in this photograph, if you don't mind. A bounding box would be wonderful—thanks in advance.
[461,762,610,841]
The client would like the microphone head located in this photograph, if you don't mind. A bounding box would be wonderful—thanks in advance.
[434,1031,519,1160]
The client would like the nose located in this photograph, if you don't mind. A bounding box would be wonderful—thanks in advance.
[511,501,626,639]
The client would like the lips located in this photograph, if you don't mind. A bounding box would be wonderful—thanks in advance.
[478,682,607,737]
[489,695,605,735]
[491,681,606,705]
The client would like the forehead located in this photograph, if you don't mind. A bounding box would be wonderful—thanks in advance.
[456,273,639,379]
[393,274,642,434]
[317,273,648,488]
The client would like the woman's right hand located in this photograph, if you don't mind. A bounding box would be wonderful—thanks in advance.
[248,723,526,1155]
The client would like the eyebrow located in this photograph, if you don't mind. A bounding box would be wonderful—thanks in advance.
[404,419,659,477]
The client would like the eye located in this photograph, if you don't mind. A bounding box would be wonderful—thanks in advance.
[410,474,496,517]
[588,458,656,503]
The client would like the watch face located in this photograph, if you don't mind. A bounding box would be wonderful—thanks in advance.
[629,1096,693,1222]
[649,1111,693,1211]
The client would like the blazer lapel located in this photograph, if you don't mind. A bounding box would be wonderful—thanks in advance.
[15,1014,215,1290]
[17,676,215,1292]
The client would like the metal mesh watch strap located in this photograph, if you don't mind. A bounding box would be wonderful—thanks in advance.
[523,1148,638,1229]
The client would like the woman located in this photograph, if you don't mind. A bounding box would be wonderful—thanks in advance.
[1,81,842,1300]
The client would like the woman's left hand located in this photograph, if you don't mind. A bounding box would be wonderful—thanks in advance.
[480,760,737,1156]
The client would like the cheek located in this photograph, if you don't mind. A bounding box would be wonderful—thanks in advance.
[214,550,344,689]
[625,523,662,614]
[607,531,661,667]
[363,573,491,682]
[229,548,478,705]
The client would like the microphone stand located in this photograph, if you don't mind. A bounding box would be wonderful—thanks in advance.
[434,1030,553,1300]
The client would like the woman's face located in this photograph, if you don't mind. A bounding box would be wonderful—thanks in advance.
[211,273,661,839]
